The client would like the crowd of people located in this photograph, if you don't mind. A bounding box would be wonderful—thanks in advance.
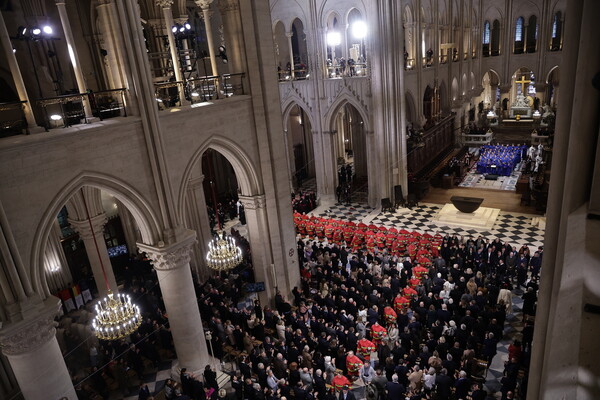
[292,191,318,214]
[195,218,540,400]
[476,145,528,176]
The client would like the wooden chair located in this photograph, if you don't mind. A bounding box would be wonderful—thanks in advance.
[381,198,394,212]
[406,193,419,209]
[394,185,406,208]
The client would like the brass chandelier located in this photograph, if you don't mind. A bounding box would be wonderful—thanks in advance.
[79,188,142,340]
[206,231,243,271]
[92,291,142,340]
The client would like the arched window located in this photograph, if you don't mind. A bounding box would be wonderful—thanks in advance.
[482,21,490,57]
[514,17,524,54]
[491,20,501,56]
[526,15,538,52]
[551,12,562,51]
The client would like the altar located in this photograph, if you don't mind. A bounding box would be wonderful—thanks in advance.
[509,75,533,118]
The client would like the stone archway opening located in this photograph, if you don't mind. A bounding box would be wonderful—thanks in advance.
[332,102,367,203]
[286,104,316,191]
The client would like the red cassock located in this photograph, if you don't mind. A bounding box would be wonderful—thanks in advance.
[346,354,363,376]
[332,375,351,391]
[384,306,397,324]
[357,338,376,360]
[370,323,388,345]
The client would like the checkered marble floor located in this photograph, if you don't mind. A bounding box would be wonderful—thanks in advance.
[122,360,174,400]
[317,202,376,222]
[367,204,544,249]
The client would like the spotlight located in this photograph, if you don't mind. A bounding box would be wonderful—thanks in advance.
[13,48,16,53]
[171,26,178,33]
[42,25,53,35]
[218,45,228,64]
[179,26,185,33]
[326,31,341,47]
[17,26,27,37]
[351,21,368,39]
[31,27,42,36]
[184,22,191,30]
[191,92,200,97]
[50,114,62,121]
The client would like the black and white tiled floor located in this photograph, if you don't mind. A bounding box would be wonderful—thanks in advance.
[315,203,544,249]
[122,360,174,400]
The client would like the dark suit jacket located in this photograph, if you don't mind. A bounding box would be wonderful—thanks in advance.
[338,390,357,400]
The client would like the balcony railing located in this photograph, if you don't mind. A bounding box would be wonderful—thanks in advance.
[278,69,310,81]
[155,73,246,109]
[0,101,28,137]
[326,63,369,78]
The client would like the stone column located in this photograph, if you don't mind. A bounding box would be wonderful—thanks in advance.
[138,232,209,372]
[196,0,219,76]
[185,175,213,281]
[238,195,279,303]
[68,213,117,297]
[96,0,125,89]
[43,220,72,293]
[55,0,93,118]
[319,131,338,202]
[0,10,39,131]
[156,0,186,104]
[0,299,77,400]
[218,0,246,74]
[286,31,295,79]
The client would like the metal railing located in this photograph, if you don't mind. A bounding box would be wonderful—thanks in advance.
[278,68,309,81]
[90,88,127,120]
[155,73,246,109]
[325,63,369,78]
[0,101,28,137]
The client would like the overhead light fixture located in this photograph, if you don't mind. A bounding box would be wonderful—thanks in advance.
[78,189,141,341]
[43,25,53,35]
[206,231,243,271]
[351,21,368,39]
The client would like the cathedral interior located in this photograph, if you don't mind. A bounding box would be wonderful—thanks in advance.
[0,0,599,399]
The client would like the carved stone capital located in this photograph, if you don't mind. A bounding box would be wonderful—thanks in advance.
[68,213,108,241]
[137,231,197,271]
[218,0,239,13]
[0,298,61,357]
[55,0,67,5]
[156,0,174,8]
[285,31,294,39]
[238,195,266,211]
[195,0,214,11]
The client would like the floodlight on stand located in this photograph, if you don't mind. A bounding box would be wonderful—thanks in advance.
[206,231,243,271]
[184,22,191,30]
[179,26,185,33]
[191,91,200,97]
[50,114,62,121]
[326,31,342,47]
[42,25,53,35]
[351,21,368,39]
[79,188,141,340]
[172,25,178,33]
[31,27,41,36]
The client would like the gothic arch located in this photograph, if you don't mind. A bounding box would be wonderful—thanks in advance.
[282,98,315,130]
[405,91,418,124]
[325,94,371,133]
[546,65,560,84]
[177,136,262,225]
[451,77,459,101]
[30,172,163,298]
[438,81,449,111]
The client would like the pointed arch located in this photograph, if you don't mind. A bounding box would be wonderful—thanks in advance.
[325,94,370,133]
[282,98,315,130]
[405,90,417,124]
[30,172,163,298]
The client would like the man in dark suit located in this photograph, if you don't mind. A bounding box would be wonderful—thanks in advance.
[339,385,356,400]
[385,374,405,400]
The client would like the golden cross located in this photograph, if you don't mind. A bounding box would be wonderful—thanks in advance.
[515,75,531,94]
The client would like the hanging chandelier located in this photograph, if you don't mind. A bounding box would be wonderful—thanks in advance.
[206,231,243,271]
[92,291,142,340]
[78,188,142,340]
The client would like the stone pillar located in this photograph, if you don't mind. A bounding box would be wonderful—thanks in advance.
[0,10,38,131]
[238,195,279,303]
[156,0,187,105]
[218,0,246,74]
[55,0,93,118]
[115,199,140,256]
[44,220,72,293]
[96,0,125,89]
[0,299,77,400]
[196,0,219,76]
[286,31,295,79]
[138,232,209,372]
[185,175,213,281]
[68,213,117,297]
[319,131,338,202]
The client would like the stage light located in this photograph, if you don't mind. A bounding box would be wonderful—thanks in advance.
[17,26,27,37]
[12,48,16,53]
[351,21,368,39]
[179,26,185,33]
[191,92,200,97]
[50,114,62,121]
[184,22,191,30]
[43,25,53,35]
[326,31,341,47]
[171,26,178,33]
[31,27,42,36]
